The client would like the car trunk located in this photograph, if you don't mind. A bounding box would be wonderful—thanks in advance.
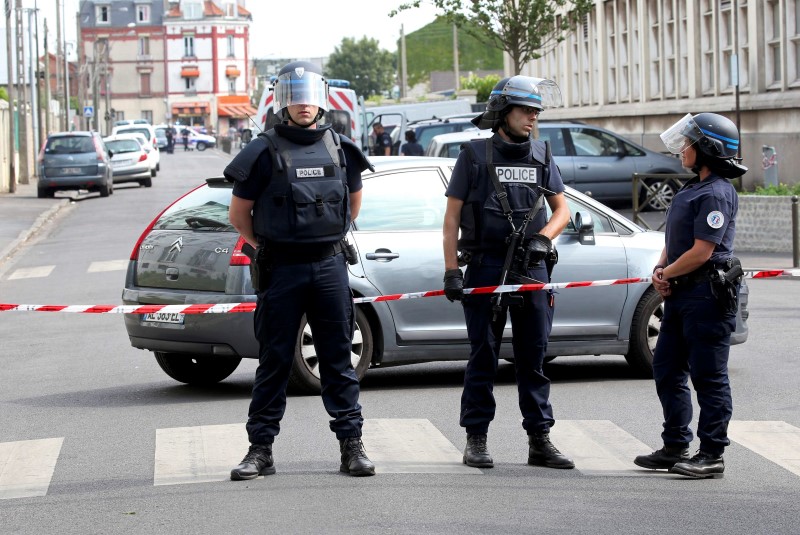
[44,153,99,177]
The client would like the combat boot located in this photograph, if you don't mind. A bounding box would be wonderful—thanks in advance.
[670,450,725,479]
[633,444,690,470]
[528,432,575,469]
[339,437,376,477]
[463,434,494,468]
[230,443,276,480]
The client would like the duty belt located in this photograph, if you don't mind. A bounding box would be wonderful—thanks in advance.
[670,261,732,290]
[262,240,344,265]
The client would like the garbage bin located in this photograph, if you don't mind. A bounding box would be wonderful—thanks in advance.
[762,145,778,187]
[221,137,232,154]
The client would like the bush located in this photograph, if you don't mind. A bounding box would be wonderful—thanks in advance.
[752,183,800,196]
[460,74,502,103]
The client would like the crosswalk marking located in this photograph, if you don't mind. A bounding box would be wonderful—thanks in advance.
[154,424,248,486]
[0,438,64,500]
[87,260,128,273]
[728,421,800,476]
[7,265,55,280]
[550,420,657,476]
[362,419,480,474]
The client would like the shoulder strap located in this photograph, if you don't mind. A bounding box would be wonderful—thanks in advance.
[321,129,343,169]
[262,130,284,173]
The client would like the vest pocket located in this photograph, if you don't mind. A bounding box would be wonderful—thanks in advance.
[481,183,537,244]
[290,180,346,240]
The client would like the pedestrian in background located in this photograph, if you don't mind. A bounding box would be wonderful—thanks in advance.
[400,129,424,156]
[442,76,574,470]
[165,126,174,154]
[634,112,746,479]
[181,128,190,151]
[225,61,375,480]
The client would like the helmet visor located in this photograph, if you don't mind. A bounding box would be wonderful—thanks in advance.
[660,113,704,154]
[502,77,563,110]
[272,70,329,113]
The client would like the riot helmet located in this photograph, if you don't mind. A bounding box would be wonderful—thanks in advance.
[471,76,562,131]
[660,112,747,178]
[272,61,329,123]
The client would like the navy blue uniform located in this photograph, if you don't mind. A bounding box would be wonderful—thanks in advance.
[445,135,565,435]
[228,127,365,445]
[655,173,738,455]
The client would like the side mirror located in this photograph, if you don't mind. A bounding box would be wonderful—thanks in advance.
[574,210,595,245]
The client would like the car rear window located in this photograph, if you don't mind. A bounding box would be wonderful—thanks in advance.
[106,139,141,153]
[153,186,234,231]
[118,127,152,139]
[45,136,95,154]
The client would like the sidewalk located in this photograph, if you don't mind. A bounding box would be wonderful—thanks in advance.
[0,174,796,271]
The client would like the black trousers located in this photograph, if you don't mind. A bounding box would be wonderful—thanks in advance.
[246,253,363,443]
[460,255,556,436]
[653,280,736,455]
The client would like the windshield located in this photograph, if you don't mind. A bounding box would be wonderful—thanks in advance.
[45,136,95,153]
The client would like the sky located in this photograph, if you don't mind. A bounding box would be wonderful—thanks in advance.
[25,0,441,60]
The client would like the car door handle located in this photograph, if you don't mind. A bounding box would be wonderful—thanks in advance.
[578,164,589,169]
[366,251,400,261]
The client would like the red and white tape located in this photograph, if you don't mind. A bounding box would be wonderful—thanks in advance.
[1,269,797,314]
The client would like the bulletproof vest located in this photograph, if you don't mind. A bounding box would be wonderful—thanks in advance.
[458,136,549,253]
[253,128,350,244]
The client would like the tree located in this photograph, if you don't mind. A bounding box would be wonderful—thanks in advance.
[392,0,594,74]
[326,37,397,98]
[0,87,8,102]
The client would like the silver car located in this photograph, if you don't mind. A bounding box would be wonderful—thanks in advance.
[121,157,748,393]
[103,135,153,187]
[37,131,114,198]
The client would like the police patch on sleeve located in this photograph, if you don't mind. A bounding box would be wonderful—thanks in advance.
[706,210,724,229]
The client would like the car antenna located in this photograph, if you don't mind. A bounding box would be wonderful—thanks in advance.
[246,114,263,135]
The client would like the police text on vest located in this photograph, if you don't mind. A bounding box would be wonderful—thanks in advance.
[296,167,325,178]
[496,166,538,183]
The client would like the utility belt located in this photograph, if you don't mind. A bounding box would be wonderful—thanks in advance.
[670,257,744,314]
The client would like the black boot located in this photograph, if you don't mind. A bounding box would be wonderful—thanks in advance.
[463,434,494,468]
[669,450,725,478]
[528,432,575,469]
[634,444,690,470]
[230,443,276,480]
[339,437,376,477]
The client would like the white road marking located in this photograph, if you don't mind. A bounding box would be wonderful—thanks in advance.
[7,265,55,280]
[362,419,480,474]
[154,424,248,486]
[728,420,800,476]
[0,438,64,500]
[87,260,129,273]
[549,420,658,476]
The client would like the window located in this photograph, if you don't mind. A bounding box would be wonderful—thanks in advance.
[184,1,202,20]
[356,170,447,231]
[137,5,150,23]
[227,35,235,57]
[183,36,195,57]
[185,77,196,92]
[570,128,621,157]
[224,0,237,17]
[138,36,150,56]
[115,110,125,122]
[142,110,153,124]
[228,79,236,93]
[96,5,109,24]
[140,73,151,96]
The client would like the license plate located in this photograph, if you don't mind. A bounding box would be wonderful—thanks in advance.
[61,167,82,175]
[143,312,185,324]
[112,160,131,167]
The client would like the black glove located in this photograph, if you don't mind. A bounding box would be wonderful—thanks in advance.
[443,268,464,302]
[524,233,553,266]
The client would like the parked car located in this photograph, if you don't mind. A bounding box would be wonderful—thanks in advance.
[103,135,153,187]
[154,127,169,150]
[407,116,479,153]
[425,123,688,209]
[121,157,748,393]
[111,123,160,171]
[155,124,217,151]
[37,131,114,198]
[113,133,158,178]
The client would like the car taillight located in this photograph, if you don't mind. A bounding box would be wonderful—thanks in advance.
[129,184,205,261]
[37,141,46,163]
[230,235,251,266]
[138,153,147,162]
[92,136,106,162]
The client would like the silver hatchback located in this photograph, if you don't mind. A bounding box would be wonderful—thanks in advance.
[121,157,748,393]
[37,131,114,198]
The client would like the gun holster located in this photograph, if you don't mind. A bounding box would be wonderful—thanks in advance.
[242,242,272,293]
[709,256,743,315]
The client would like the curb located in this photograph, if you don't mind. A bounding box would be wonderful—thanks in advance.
[0,199,70,269]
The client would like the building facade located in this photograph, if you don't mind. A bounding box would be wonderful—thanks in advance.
[79,0,253,135]
[524,0,800,189]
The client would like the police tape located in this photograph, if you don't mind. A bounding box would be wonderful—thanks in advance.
[1,268,797,314]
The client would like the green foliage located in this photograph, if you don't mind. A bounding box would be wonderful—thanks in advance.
[403,17,503,87]
[0,86,8,102]
[394,0,594,74]
[326,37,397,98]
[460,73,501,102]
[752,183,800,196]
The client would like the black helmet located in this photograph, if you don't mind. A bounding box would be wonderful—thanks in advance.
[661,112,747,178]
[471,76,562,130]
[272,61,329,122]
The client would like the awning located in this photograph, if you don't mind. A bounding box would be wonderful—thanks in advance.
[218,102,258,118]
[172,101,210,116]
[181,67,200,78]
[225,66,241,78]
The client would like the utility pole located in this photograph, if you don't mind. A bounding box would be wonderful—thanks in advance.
[76,5,84,130]
[400,25,407,99]
[55,0,64,130]
[15,0,30,184]
[63,1,71,131]
[452,23,460,93]
[5,0,17,193]
[44,17,51,140]
[27,7,40,157]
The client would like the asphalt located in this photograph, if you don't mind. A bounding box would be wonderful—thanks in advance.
[0,173,797,272]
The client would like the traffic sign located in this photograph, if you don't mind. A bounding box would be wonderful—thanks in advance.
[83,106,94,118]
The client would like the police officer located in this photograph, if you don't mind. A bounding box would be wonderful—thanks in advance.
[634,113,746,479]
[371,122,392,156]
[225,61,375,479]
[442,76,574,469]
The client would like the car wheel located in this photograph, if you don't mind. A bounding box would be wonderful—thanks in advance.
[625,288,663,377]
[196,142,207,151]
[99,182,110,197]
[154,352,242,385]
[643,180,676,211]
[288,307,373,395]
[151,168,156,177]
[141,177,153,187]
[37,187,54,198]
[156,163,160,171]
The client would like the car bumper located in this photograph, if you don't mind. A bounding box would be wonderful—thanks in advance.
[112,168,151,181]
